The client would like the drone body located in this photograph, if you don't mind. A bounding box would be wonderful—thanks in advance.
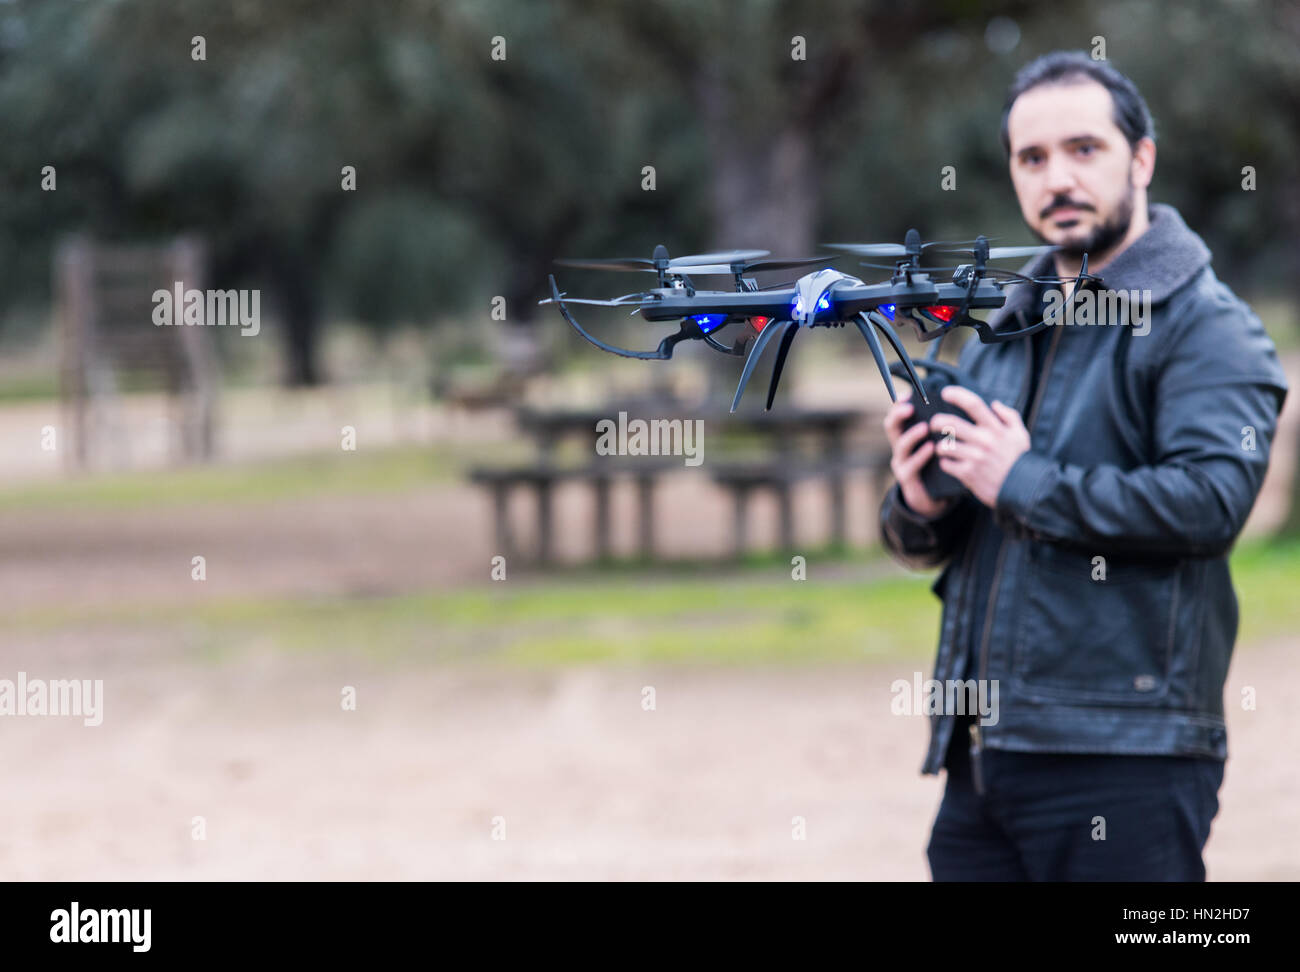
[541,231,1098,411]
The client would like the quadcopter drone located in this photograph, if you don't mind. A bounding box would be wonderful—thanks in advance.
[540,229,1101,410]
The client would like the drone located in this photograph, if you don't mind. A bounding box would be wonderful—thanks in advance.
[540,229,1101,409]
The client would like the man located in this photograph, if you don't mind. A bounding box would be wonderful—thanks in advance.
[879,50,1289,881]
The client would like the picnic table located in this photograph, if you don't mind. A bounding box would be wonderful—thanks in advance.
[471,397,687,563]
[709,408,892,553]
[468,397,892,563]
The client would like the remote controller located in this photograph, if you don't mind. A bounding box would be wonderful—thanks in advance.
[900,369,979,502]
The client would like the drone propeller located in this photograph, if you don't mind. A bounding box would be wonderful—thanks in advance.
[669,249,770,267]
[824,242,929,257]
[855,260,967,274]
[554,257,662,272]
[555,247,770,273]
[939,243,1058,260]
[823,229,991,259]
[681,255,834,276]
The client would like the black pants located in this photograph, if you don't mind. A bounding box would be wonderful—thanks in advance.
[927,716,1225,881]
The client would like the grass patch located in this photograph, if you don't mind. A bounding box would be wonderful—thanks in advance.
[0,441,528,512]
[3,562,940,667]
[6,536,1297,669]
[0,373,59,401]
[1227,535,1300,644]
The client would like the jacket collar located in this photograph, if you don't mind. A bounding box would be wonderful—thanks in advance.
[991,202,1212,330]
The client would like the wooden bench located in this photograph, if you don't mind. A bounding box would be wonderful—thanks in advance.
[469,458,679,564]
[710,452,894,554]
[470,399,894,563]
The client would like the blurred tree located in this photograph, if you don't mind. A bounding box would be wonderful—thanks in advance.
[0,0,674,383]
[0,0,1295,407]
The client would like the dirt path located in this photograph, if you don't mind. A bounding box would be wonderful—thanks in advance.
[1,636,1293,881]
[0,357,1295,880]
[0,470,903,611]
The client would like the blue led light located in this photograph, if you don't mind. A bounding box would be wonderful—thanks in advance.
[879,303,896,321]
[792,296,803,316]
[691,314,726,333]
[817,295,830,311]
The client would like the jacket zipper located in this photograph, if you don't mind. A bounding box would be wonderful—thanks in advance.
[932,536,980,767]
[968,320,1066,797]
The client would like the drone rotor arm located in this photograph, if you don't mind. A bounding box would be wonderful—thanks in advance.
[548,275,684,360]
[541,295,648,307]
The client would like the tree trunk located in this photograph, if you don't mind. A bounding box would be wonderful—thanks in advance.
[266,246,322,387]
[697,63,819,406]
[709,124,818,257]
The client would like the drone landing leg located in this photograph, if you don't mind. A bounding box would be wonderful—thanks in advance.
[765,321,800,411]
[853,313,899,403]
[866,312,927,404]
[730,318,787,413]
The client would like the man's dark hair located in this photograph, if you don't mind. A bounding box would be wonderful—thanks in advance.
[999,51,1155,156]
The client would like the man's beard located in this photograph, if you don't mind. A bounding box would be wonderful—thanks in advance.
[1033,184,1134,259]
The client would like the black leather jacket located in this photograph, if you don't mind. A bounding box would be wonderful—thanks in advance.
[879,204,1289,775]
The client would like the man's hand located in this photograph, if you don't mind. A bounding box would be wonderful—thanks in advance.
[929,385,1031,509]
[883,387,952,519]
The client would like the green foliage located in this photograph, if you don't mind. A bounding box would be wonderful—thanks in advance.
[327,191,495,330]
[0,0,1295,370]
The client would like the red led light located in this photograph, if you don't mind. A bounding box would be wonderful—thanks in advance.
[924,305,956,322]
[749,316,770,331]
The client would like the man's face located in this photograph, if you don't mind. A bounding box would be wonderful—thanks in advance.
[1006,79,1142,258]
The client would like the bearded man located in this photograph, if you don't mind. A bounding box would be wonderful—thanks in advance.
[879,50,1289,881]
